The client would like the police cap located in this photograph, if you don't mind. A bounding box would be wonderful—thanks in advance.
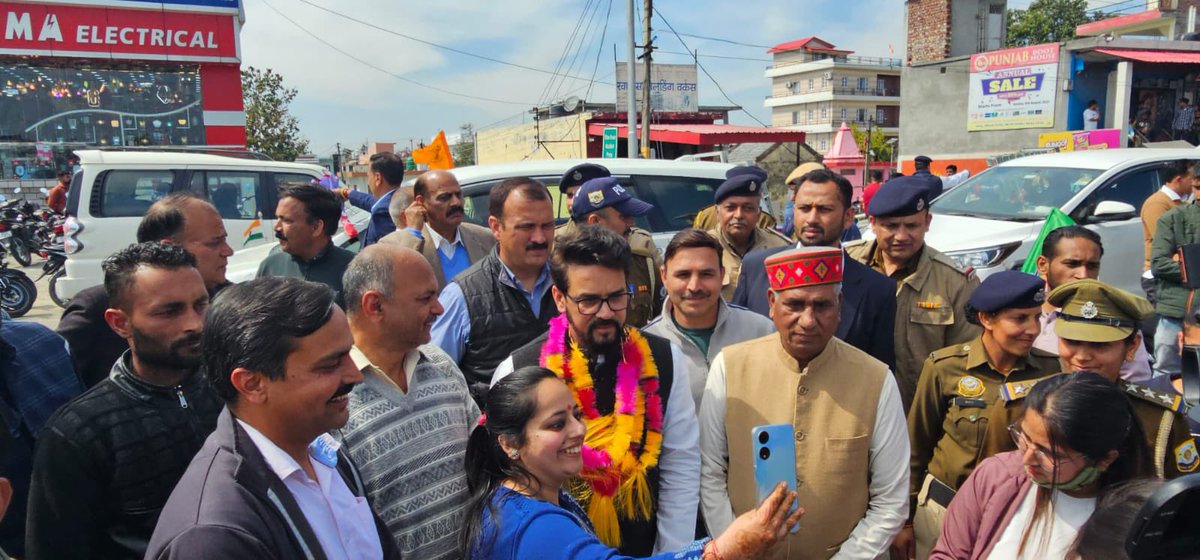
[967,270,1045,314]
[1047,279,1154,343]
[570,177,653,220]
[867,176,930,218]
[714,174,766,204]
[726,165,768,182]
[559,163,610,193]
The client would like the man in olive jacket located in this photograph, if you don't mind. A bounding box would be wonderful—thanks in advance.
[1149,161,1200,380]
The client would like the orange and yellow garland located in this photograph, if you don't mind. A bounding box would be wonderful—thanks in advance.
[539,313,664,547]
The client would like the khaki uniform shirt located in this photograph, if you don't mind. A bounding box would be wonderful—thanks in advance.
[555,221,663,328]
[907,336,1061,515]
[692,204,777,232]
[846,241,981,412]
[710,227,791,301]
[1120,379,1198,478]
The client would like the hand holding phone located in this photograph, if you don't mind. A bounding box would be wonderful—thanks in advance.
[752,424,800,533]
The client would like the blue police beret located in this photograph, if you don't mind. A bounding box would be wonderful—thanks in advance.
[967,270,1045,313]
[714,174,765,204]
[559,163,611,192]
[726,165,768,182]
[867,176,930,217]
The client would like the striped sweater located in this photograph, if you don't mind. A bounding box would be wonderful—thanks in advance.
[337,344,480,560]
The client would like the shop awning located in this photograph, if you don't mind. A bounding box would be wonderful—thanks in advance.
[1093,48,1200,64]
[586,123,806,145]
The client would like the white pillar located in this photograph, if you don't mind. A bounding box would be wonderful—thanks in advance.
[1106,60,1133,134]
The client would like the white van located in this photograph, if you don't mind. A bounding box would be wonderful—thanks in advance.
[59,149,328,299]
[926,147,1200,294]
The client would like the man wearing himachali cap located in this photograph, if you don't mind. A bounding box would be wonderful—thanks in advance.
[698,246,908,559]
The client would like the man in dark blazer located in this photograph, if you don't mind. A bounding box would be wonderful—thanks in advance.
[146,278,400,560]
[732,168,897,369]
[379,170,496,290]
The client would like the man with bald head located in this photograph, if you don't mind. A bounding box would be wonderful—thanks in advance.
[380,170,495,290]
[336,244,479,559]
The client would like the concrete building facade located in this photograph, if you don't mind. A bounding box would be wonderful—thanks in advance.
[764,37,902,154]
[906,0,1007,64]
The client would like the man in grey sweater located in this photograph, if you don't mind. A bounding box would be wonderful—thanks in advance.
[643,228,775,410]
[336,245,479,559]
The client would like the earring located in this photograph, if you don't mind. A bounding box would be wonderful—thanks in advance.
[508,450,519,460]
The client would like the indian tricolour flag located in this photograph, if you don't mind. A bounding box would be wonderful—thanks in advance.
[242,218,264,246]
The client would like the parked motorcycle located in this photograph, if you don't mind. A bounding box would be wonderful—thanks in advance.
[0,197,36,317]
[0,198,36,266]
[35,241,67,308]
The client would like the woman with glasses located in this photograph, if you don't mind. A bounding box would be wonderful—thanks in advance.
[930,372,1152,559]
[1048,279,1198,478]
[461,366,804,559]
[900,271,1062,560]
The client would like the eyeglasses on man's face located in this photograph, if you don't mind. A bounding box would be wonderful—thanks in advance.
[567,290,632,316]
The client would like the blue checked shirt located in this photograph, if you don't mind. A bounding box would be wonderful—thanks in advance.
[0,321,84,437]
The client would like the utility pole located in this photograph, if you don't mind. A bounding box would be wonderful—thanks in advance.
[864,116,873,187]
[639,0,653,159]
[625,0,638,158]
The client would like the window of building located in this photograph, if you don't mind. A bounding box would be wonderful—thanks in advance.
[877,108,887,123]
[0,62,206,146]
[790,82,799,95]
[840,108,847,120]
[792,111,799,125]
[821,107,828,119]
[857,108,867,122]
[858,77,868,91]
[807,109,814,121]
[877,78,886,94]
[808,79,814,91]
[820,139,828,150]
[841,76,848,88]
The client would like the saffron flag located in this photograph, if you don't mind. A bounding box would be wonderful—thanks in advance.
[412,130,455,170]
[1020,208,1075,274]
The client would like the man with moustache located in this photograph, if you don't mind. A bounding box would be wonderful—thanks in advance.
[700,246,908,558]
[256,183,355,306]
[733,168,897,369]
[146,277,400,559]
[643,228,774,409]
[58,193,235,387]
[379,170,495,291]
[492,226,701,556]
[27,243,223,559]
[337,245,479,559]
[707,172,791,300]
[846,177,980,410]
[431,177,557,406]
[1032,225,1153,381]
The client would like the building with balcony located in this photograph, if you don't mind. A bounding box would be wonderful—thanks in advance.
[763,37,902,154]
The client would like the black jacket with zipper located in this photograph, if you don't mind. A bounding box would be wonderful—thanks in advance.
[24,351,222,560]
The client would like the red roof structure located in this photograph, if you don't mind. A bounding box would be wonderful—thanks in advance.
[586,123,805,145]
[767,36,852,55]
[1076,9,1164,36]
[1092,48,1200,64]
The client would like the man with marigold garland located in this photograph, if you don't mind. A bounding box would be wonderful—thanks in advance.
[699,246,909,559]
[492,225,701,556]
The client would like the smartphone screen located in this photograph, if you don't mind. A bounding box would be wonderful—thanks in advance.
[752,423,800,532]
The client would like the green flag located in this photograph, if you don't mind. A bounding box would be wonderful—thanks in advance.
[1020,208,1076,274]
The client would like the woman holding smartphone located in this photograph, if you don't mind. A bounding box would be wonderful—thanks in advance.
[460,366,803,560]
[930,372,1152,559]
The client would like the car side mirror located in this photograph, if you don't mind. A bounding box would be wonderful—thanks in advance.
[1090,200,1137,221]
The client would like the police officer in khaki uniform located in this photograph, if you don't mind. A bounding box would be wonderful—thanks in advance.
[846,176,980,411]
[556,162,609,217]
[555,176,664,328]
[1049,279,1198,479]
[898,271,1060,560]
[692,165,777,233]
[707,174,791,300]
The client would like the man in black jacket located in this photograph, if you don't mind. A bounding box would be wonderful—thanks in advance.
[147,277,400,559]
[732,168,897,369]
[57,193,234,387]
[26,242,222,559]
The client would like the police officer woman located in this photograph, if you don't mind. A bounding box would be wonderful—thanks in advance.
[898,271,1061,559]
[1049,279,1198,479]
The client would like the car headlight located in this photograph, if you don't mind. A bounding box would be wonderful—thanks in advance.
[944,243,1020,270]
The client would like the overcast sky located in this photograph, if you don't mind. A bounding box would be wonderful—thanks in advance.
[236,0,980,155]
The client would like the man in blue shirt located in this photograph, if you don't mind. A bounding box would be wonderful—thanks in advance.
[0,309,85,556]
[430,177,557,405]
[340,152,406,247]
[378,170,495,290]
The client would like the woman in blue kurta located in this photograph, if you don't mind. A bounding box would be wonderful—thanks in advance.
[460,366,802,560]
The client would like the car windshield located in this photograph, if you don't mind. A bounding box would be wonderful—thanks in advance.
[933,166,1101,221]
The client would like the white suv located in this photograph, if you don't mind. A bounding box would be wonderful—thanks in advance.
[59,150,328,299]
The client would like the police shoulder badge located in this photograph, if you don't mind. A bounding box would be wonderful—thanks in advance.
[1080,301,1099,319]
[1176,439,1199,473]
[588,190,605,206]
[957,375,986,398]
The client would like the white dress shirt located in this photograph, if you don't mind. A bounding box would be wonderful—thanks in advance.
[492,342,702,553]
[426,225,463,260]
[698,353,910,560]
[237,420,384,560]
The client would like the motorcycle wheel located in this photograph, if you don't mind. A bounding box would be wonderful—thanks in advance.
[1,271,36,317]
[49,269,67,308]
[8,239,31,267]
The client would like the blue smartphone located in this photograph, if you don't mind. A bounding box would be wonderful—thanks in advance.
[752,423,800,532]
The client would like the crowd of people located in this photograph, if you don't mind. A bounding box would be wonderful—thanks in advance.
[1,154,1200,560]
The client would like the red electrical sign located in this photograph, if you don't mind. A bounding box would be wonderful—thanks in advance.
[0,1,240,62]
